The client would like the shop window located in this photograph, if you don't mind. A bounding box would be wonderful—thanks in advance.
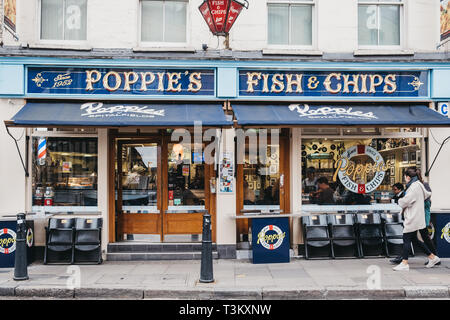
[40,0,87,41]
[243,143,280,209]
[141,0,187,44]
[267,0,314,47]
[301,137,421,205]
[168,143,205,209]
[32,137,98,208]
[358,0,402,47]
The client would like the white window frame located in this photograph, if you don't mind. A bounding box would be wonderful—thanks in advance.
[266,0,317,50]
[139,0,189,48]
[37,0,89,45]
[357,0,405,50]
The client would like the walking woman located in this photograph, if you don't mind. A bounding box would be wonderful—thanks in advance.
[394,168,441,271]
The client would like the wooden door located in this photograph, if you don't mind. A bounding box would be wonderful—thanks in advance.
[117,139,163,240]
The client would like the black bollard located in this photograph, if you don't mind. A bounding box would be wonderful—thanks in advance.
[199,212,214,283]
[14,213,29,281]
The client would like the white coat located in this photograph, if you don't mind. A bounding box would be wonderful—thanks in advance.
[398,181,432,233]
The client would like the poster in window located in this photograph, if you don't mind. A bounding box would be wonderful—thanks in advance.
[4,0,16,32]
[62,161,72,173]
[441,0,450,42]
[219,152,234,193]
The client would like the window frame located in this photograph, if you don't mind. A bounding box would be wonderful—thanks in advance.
[139,0,189,48]
[38,0,89,44]
[266,0,316,50]
[357,0,405,50]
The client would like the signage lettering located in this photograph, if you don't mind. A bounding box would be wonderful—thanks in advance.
[240,70,427,97]
[333,145,389,194]
[85,70,203,93]
[28,68,214,96]
[289,104,377,120]
[80,102,165,118]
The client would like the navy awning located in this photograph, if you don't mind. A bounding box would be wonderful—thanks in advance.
[6,102,232,127]
[232,103,450,127]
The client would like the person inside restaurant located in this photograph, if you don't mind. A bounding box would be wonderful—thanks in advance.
[302,167,318,193]
[310,177,335,205]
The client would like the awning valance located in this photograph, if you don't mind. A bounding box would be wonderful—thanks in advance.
[232,103,450,127]
[5,102,232,127]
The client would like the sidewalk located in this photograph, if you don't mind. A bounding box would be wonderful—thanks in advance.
[0,257,449,300]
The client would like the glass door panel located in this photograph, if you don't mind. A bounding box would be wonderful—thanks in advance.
[243,143,280,212]
[167,143,205,211]
[121,143,159,213]
[117,141,161,240]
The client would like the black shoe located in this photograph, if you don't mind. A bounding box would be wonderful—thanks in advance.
[390,257,402,264]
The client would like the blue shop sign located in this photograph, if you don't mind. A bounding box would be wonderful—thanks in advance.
[239,70,428,98]
[27,67,215,96]
[252,217,290,264]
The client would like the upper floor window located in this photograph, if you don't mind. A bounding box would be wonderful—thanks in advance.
[267,0,314,47]
[141,0,187,44]
[40,0,87,41]
[358,0,403,47]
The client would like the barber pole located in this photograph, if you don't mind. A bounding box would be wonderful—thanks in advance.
[37,138,47,165]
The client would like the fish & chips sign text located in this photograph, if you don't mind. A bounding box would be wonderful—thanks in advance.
[240,70,427,97]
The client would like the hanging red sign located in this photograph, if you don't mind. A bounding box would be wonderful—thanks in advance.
[199,0,248,36]
[199,1,216,34]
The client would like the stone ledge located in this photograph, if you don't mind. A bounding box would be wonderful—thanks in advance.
[262,48,323,56]
[353,49,415,56]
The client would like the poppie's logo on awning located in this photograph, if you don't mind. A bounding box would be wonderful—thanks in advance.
[80,102,165,118]
[289,104,378,120]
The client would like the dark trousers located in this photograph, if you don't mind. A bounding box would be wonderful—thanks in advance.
[401,228,435,260]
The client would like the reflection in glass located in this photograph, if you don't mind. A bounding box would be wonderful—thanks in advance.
[121,144,158,212]
[243,144,280,207]
[168,143,205,209]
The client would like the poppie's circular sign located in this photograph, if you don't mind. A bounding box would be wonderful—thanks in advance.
[333,145,389,194]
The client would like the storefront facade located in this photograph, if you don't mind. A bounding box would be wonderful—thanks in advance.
[1,56,450,259]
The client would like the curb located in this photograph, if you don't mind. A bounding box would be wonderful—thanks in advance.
[15,286,74,298]
[0,285,449,299]
[75,287,144,299]
[404,286,450,298]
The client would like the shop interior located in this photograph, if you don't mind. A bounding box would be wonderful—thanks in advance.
[301,134,422,205]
